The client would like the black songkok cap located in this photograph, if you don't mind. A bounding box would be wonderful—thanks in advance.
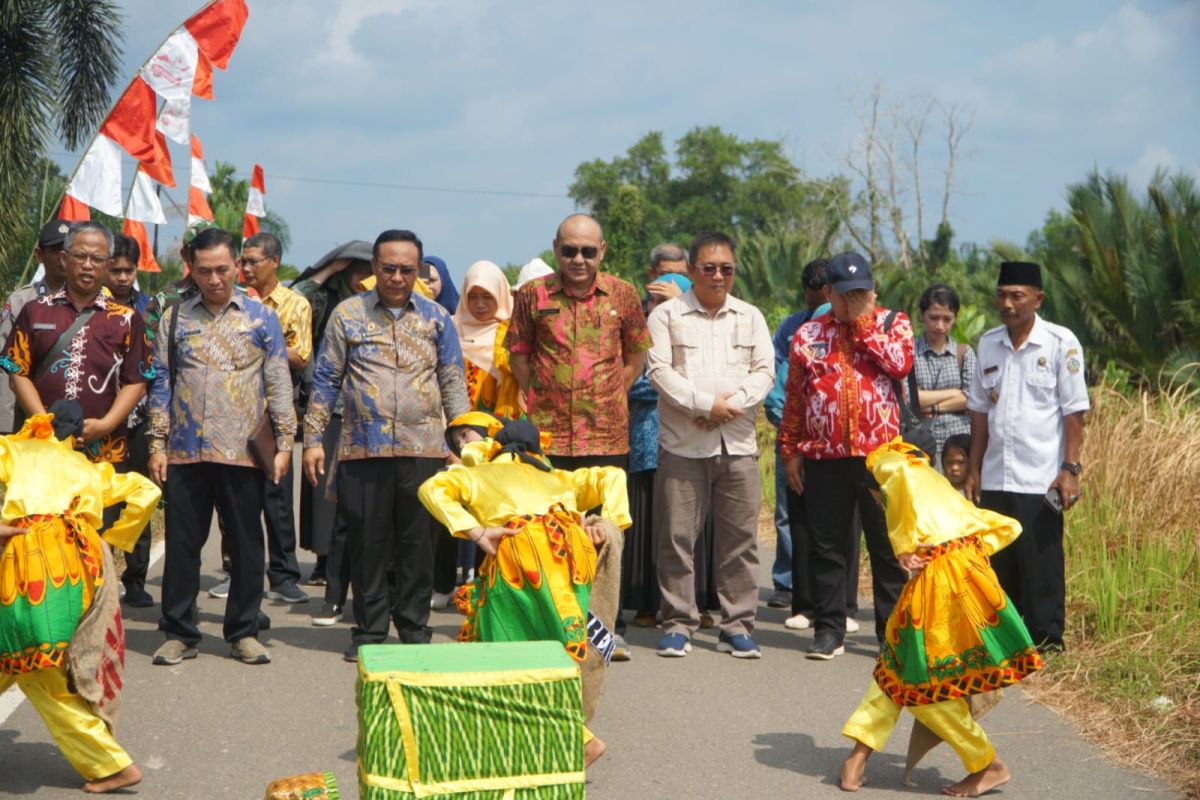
[997,261,1043,289]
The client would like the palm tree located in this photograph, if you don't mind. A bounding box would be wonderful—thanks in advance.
[735,218,840,324]
[1030,170,1200,387]
[0,1,124,289]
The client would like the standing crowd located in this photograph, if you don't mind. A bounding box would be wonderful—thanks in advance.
[0,212,1088,795]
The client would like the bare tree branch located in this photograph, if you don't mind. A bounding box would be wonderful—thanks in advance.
[939,101,975,226]
[900,96,935,261]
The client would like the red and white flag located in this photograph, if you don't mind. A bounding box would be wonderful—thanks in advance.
[188,134,215,226]
[184,0,249,70]
[127,171,167,225]
[243,163,265,238]
[100,77,175,187]
[64,135,124,217]
[143,29,200,145]
[122,220,161,272]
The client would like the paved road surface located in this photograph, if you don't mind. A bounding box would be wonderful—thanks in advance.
[1,519,1181,798]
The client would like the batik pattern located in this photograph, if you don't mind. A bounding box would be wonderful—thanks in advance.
[506,272,651,457]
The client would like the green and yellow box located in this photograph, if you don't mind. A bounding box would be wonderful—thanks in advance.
[356,641,586,800]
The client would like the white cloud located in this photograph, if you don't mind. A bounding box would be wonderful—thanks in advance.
[1128,143,1176,187]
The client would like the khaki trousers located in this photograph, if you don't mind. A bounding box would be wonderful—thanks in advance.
[656,449,760,637]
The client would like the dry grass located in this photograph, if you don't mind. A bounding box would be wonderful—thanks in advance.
[1022,384,1200,798]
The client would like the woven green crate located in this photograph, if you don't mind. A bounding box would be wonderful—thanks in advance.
[357,641,585,799]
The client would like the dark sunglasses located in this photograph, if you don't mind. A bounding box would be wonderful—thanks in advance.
[559,245,599,259]
[379,263,418,277]
[698,263,735,277]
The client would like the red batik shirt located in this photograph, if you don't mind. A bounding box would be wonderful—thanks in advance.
[506,271,651,457]
[1,289,153,463]
[778,307,914,462]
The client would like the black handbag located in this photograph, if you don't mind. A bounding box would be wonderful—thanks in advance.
[883,310,937,458]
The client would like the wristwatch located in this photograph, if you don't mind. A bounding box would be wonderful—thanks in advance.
[1060,461,1082,476]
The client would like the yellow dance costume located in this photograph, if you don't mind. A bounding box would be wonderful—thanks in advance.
[0,413,160,781]
[841,439,1043,774]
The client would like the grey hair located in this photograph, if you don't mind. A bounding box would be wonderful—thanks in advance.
[649,243,688,269]
[64,221,114,256]
[243,232,282,261]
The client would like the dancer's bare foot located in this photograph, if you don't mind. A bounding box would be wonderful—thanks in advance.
[83,764,142,793]
[942,757,1010,797]
[584,736,606,767]
[840,742,872,791]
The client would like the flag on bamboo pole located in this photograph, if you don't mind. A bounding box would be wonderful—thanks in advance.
[143,28,200,145]
[243,164,265,239]
[122,220,161,272]
[184,0,250,70]
[59,195,91,222]
[188,134,215,226]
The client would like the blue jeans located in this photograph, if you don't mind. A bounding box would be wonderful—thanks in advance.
[771,445,791,591]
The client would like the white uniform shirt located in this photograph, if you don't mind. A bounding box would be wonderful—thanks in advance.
[967,315,1090,493]
[646,290,775,459]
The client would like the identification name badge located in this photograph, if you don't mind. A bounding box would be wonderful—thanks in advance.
[534,307,561,317]
[32,323,57,331]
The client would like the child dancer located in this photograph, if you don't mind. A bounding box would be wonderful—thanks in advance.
[839,438,1043,797]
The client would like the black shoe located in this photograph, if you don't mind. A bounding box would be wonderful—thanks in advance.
[257,611,271,631]
[265,581,309,604]
[805,632,845,660]
[305,569,327,587]
[122,585,154,608]
[766,588,792,608]
[343,643,360,663]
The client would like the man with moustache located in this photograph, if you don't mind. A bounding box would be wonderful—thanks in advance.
[1,221,152,466]
[646,232,774,659]
[965,261,1089,653]
[147,227,295,667]
[302,229,469,663]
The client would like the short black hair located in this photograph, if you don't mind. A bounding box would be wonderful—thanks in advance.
[243,232,282,261]
[942,433,971,460]
[373,229,424,263]
[111,232,140,265]
[801,258,829,290]
[919,283,962,315]
[688,231,737,266]
[191,227,238,262]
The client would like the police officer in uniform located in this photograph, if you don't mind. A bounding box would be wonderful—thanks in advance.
[964,261,1089,652]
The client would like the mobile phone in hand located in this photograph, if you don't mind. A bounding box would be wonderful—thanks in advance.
[1044,487,1064,513]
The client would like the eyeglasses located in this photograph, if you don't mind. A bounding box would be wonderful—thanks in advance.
[66,251,110,266]
[238,256,269,267]
[559,245,599,260]
[378,263,418,277]
[698,263,735,277]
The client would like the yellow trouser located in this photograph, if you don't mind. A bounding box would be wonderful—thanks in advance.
[0,666,131,781]
[841,681,995,774]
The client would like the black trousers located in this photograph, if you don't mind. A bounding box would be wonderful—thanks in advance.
[337,457,441,646]
[262,465,302,588]
[785,487,859,618]
[162,462,265,644]
[803,457,906,642]
[322,511,351,608]
[980,490,1065,649]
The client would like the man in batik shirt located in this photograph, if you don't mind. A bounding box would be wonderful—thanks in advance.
[779,252,911,661]
[302,229,468,663]
[1,221,152,465]
[506,213,652,660]
[147,227,295,668]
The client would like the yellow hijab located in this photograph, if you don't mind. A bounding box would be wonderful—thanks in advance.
[453,260,513,378]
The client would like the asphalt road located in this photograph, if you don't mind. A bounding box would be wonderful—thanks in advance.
[1,516,1182,799]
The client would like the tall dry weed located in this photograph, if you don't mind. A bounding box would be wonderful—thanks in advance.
[1024,384,1200,798]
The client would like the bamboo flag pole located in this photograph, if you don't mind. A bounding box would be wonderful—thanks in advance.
[18,1,219,287]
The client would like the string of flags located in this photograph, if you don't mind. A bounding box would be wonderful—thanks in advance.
[59,0,255,271]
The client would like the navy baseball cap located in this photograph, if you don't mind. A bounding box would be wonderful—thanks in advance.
[826,252,874,294]
[38,219,70,248]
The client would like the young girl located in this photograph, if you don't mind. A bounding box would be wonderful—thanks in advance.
[839,439,1043,797]
[940,434,971,496]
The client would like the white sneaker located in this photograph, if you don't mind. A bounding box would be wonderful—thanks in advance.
[208,577,231,599]
[846,617,860,633]
[430,592,453,610]
[784,613,812,630]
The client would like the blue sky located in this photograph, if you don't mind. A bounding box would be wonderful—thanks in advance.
[64,1,1200,282]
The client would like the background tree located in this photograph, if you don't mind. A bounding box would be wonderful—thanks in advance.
[0,0,124,289]
[207,161,292,253]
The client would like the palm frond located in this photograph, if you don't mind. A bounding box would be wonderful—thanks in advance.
[48,0,123,149]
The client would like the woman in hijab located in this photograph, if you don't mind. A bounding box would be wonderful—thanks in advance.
[452,260,521,419]
[423,256,460,313]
